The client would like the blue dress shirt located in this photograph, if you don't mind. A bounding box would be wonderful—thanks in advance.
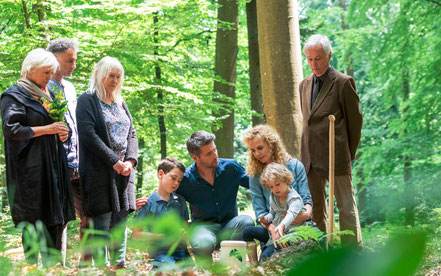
[176,158,249,225]
[136,190,189,256]
[137,190,189,220]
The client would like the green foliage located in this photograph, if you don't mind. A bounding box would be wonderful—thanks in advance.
[433,208,441,233]
[346,0,441,224]
[289,232,427,276]
[17,221,63,268]
[275,226,354,247]
[0,257,12,275]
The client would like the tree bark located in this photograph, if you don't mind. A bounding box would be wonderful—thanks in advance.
[0,133,7,212]
[339,0,354,77]
[154,13,167,159]
[36,0,49,43]
[212,0,238,159]
[401,69,414,226]
[246,0,264,126]
[256,0,303,157]
[136,138,145,193]
[424,0,441,7]
[21,0,31,29]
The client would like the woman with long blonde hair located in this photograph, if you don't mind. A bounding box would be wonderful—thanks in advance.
[243,125,313,227]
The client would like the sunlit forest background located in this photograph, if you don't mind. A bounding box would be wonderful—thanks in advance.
[0,0,440,274]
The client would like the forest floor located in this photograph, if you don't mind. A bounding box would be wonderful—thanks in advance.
[1,215,441,275]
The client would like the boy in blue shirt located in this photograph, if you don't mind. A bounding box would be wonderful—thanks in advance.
[133,157,190,266]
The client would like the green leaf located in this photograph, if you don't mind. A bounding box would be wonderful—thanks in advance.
[288,232,427,276]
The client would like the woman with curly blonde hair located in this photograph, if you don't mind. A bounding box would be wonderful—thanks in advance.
[243,125,313,225]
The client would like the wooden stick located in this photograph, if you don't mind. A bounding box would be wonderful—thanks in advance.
[328,115,336,247]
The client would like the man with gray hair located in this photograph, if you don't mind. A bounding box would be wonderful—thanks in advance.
[47,38,90,263]
[299,34,363,249]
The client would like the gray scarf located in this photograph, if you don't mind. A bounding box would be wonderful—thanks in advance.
[17,78,52,102]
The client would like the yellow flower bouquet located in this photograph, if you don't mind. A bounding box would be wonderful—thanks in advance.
[42,86,68,122]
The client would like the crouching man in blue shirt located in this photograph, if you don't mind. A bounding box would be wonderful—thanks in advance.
[137,130,254,259]
[179,131,254,258]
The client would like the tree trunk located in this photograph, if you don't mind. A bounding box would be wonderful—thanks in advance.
[136,138,145,193]
[339,0,354,76]
[21,0,31,29]
[154,13,167,159]
[256,0,303,157]
[401,69,414,226]
[212,0,238,159]
[0,134,7,212]
[36,0,49,43]
[246,0,264,126]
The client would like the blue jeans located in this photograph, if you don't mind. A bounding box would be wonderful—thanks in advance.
[242,225,280,261]
[91,209,128,267]
[190,215,254,257]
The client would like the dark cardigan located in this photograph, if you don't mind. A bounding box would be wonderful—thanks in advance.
[76,92,138,217]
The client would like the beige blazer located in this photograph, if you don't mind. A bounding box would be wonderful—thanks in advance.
[299,67,362,176]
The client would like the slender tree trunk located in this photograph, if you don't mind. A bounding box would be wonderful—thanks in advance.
[256,0,303,157]
[401,69,414,226]
[246,0,264,126]
[0,134,7,212]
[21,0,31,29]
[136,138,145,193]
[36,0,49,43]
[154,13,167,159]
[339,0,354,76]
[1,189,7,213]
[212,0,238,159]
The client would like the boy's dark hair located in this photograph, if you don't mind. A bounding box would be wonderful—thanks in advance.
[186,130,216,157]
[158,157,185,174]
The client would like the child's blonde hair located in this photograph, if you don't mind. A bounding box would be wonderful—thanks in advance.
[260,163,294,190]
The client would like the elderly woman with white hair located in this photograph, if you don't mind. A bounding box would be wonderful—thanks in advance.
[0,48,75,266]
[76,56,137,268]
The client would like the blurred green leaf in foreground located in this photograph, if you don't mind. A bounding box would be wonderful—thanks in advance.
[289,231,427,276]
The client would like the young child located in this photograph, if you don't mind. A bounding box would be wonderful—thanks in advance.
[243,162,305,263]
[133,157,190,266]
